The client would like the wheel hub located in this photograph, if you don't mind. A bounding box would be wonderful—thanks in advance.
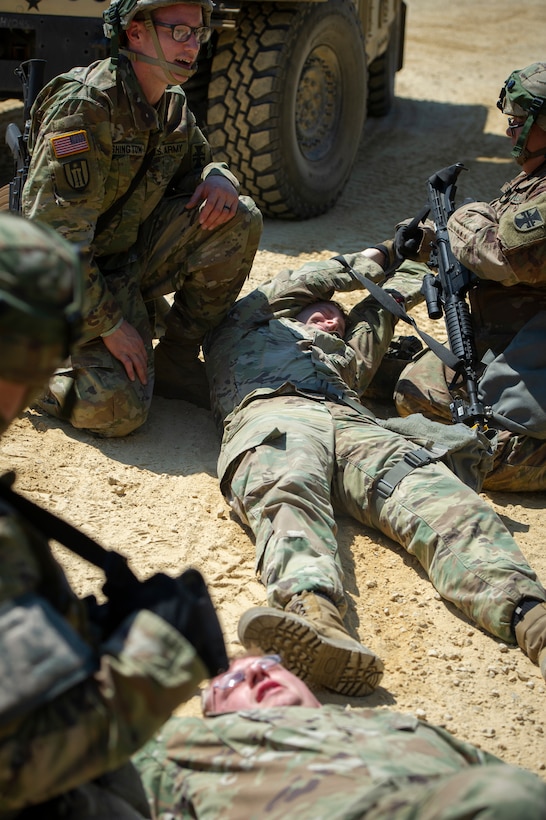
[295,46,341,161]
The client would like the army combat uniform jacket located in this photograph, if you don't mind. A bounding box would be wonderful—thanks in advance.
[23,56,239,342]
[0,491,205,817]
[133,705,546,819]
[205,256,545,643]
[207,254,421,454]
[21,56,261,437]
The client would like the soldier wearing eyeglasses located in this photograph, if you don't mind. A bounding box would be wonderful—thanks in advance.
[393,62,546,493]
[132,654,546,819]
[22,0,262,438]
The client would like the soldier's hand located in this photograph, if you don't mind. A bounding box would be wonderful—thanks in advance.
[186,176,239,231]
[102,319,148,384]
[394,219,435,263]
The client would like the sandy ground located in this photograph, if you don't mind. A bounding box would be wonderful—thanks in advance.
[1,0,545,780]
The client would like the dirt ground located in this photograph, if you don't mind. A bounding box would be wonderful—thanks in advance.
[2,0,546,780]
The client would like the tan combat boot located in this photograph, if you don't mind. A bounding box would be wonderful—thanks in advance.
[238,591,384,697]
[153,340,211,409]
[515,601,546,681]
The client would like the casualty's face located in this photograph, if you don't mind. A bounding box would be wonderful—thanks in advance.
[296,301,346,337]
[203,655,321,714]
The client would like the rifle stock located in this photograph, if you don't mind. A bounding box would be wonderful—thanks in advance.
[421,163,488,430]
[6,59,46,213]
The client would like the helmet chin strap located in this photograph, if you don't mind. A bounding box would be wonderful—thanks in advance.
[514,145,546,167]
[512,114,537,163]
[512,120,546,166]
[120,47,197,83]
[120,14,197,85]
[511,96,546,165]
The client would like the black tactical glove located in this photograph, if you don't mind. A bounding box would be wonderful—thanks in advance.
[394,220,435,263]
[101,559,228,676]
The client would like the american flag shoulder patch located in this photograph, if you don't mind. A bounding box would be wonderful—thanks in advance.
[50,130,90,158]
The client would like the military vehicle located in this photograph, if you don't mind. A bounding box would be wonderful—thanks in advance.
[0,0,406,218]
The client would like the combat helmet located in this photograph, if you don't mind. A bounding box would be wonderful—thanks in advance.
[0,213,82,433]
[103,0,214,83]
[497,62,546,164]
[103,0,214,35]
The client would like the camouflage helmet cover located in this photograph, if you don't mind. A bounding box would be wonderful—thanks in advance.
[497,63,546,129]
[103,0,214,36]
[0,213,82,387]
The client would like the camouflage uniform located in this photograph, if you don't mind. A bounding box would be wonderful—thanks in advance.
[205,255,546,645]
[0,212,220,818]
[394,160,546,492]
[23,55,262,436]
[0,499,212,819]
[133,705,546,819]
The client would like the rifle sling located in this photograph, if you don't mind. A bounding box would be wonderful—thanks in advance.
[332,255,460,373]
[0,472,119,573]
[375,445,447,499]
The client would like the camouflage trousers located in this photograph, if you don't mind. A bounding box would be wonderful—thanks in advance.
[41,195,262,437]
[225,396,546,642]
[133,710,546,819]
[394,349,546,491]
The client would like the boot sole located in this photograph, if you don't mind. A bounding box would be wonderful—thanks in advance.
[238,607,384,697]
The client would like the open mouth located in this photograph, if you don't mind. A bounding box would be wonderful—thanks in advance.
[256,680,282,703]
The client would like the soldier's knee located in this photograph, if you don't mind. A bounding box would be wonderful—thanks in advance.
[394,349,452,422]
[84,407,149,437]
[235,196,263,241]
[70,377,151,438]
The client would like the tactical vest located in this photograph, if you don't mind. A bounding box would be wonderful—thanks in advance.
[470,280,546,358]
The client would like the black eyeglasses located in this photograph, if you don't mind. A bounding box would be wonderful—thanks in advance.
[153,20,211,44]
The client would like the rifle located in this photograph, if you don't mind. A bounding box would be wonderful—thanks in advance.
[0,470,228,676]
[6,58,46,213]
[416,162,488,431]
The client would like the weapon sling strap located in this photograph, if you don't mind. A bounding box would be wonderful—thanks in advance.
[0,471,123,573]
[332,254,461,373]
[94,136,159,237]
[331,255,459,500]
[375,445,447,499]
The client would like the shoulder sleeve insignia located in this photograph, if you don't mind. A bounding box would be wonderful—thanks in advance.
[63,158,89,191]
[514,207,545,231]
[50,130,90,159]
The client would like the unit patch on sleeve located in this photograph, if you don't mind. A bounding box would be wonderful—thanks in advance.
[63,158,90,191]
[50,130,90,159]
[514,207,545,232]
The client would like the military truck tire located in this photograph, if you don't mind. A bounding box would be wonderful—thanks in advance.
[206,0,367,219]
[367,10,404,118]
[367,36,396,118]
